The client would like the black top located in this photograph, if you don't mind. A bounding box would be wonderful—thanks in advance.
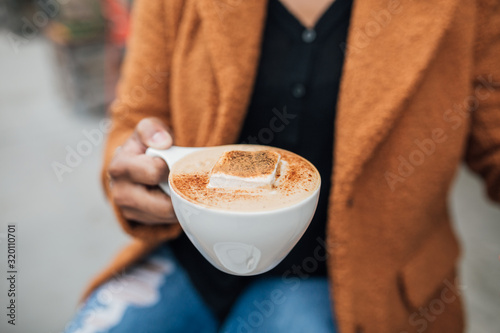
[170,0,352,321]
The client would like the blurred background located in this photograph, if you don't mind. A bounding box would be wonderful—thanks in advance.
[0,1,499,332]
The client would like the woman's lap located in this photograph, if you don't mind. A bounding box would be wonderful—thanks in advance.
[65,246,218,333]
[65,246,336,333]
[221,277,336,333]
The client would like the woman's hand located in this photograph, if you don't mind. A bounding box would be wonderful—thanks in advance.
[107,118,178,225]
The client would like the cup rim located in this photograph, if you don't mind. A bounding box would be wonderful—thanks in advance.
[167,144,321,215]
[169,180,321,215]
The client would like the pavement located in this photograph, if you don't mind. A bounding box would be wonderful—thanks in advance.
[0,31,499,333]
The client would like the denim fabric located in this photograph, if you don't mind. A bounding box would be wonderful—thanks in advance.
[65,246,336,333]
[221,277,336,333]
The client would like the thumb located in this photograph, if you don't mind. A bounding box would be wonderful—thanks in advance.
[136,117,173,149]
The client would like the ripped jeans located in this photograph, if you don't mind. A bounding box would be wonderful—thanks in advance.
[65,245,337,333]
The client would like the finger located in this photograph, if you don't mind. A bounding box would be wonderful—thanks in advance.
[120,134,147,155]
[111,181,176,219]
[122,206,178,225]
[108,153,168,185]
[136,117,173,149]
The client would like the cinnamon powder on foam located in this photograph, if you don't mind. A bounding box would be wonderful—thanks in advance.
[170,149,318,210]
[211,150,280,178]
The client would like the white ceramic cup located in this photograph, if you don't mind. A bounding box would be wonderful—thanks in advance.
[146,145,320,276]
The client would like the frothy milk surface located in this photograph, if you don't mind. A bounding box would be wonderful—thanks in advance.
[169,145,320,212]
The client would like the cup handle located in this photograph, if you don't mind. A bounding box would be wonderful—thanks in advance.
[145,146,204,196]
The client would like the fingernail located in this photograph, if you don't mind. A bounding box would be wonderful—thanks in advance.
[151,131,170,147]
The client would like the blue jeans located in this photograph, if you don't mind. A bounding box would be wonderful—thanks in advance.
[65,246,336,333]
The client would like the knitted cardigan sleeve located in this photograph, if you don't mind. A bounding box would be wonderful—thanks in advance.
[101,0,185,242]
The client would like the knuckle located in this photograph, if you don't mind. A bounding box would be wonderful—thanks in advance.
[112,188,134,208]
[145,160,168,184]
[144,168,160,184]
[111,189,123,206]
[122,209,137,221]
[107,157,123,179]
[136,117,155,133]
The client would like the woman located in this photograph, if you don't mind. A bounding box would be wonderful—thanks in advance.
[67,0,500,332]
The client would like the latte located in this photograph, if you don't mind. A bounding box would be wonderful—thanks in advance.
[169,145,320,212]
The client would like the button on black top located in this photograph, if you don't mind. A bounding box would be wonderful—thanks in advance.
[171,0,353,322]
[302,28,317,43]
[291,83,306,98]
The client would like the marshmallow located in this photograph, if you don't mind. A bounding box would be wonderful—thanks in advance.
[208,150,281,189]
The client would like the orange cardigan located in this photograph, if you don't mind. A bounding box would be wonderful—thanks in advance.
[87,0,500,332]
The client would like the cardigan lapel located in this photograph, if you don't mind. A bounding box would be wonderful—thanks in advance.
[334,0,460,194]
[197,0,460,193]
[197,0,269,146]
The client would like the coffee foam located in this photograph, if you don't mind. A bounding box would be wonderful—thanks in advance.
[169,145,320,212]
